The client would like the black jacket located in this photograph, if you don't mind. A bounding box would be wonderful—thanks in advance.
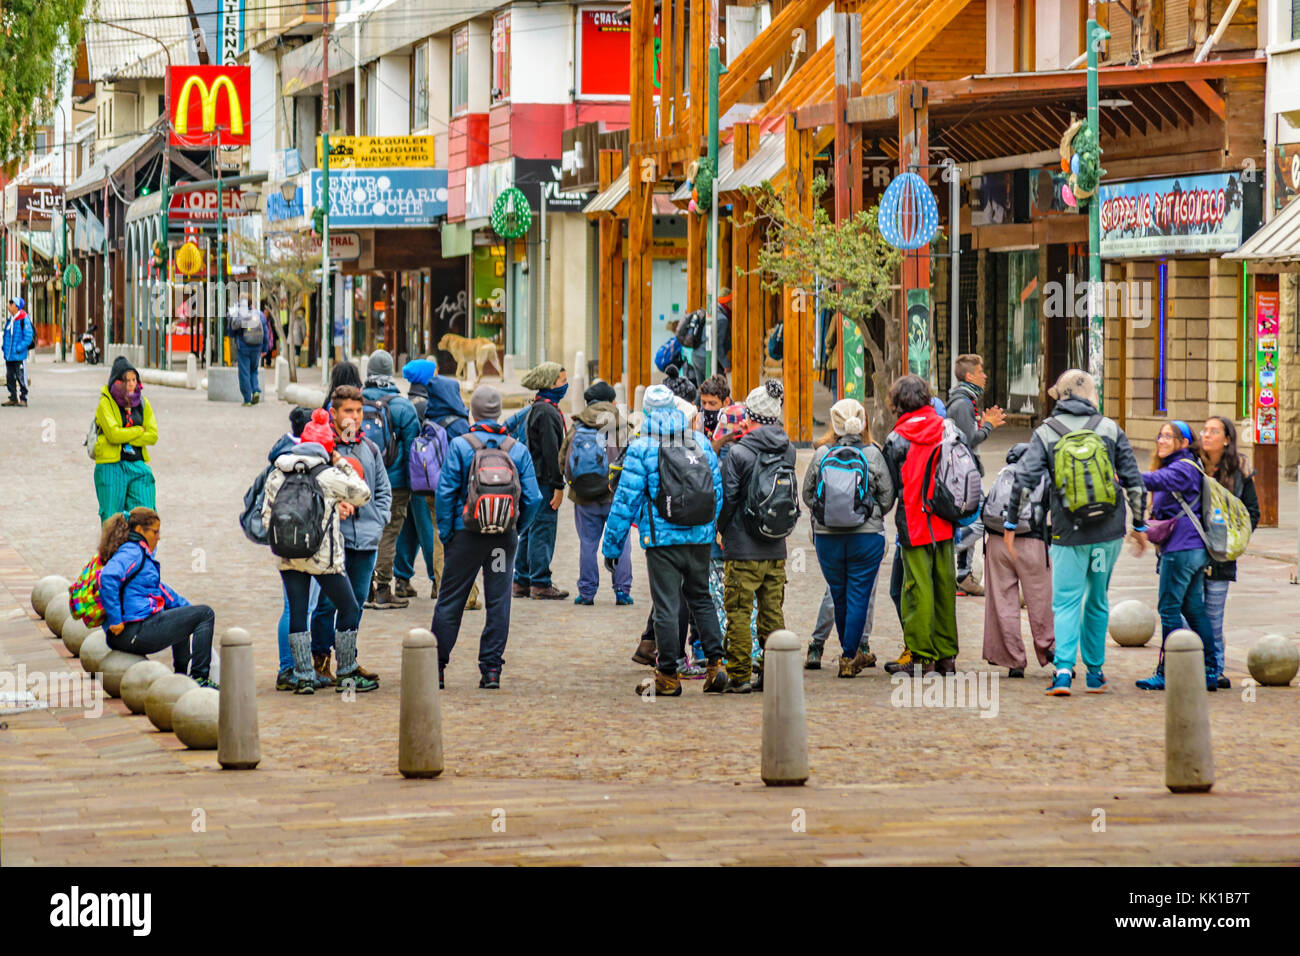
[526,398,567,490]
[717,425,796,562]
[1205,462,1260,581]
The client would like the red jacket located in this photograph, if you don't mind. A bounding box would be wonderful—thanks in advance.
[883,405,954,547]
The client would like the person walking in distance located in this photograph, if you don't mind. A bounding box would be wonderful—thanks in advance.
[227,296,266,406]
[361,349,421,610]
[946,353,1006,595]
[432,385,542,690]
[602,384,729,697]
[3,297,35,406]
[1004,370,1148,697]
[92,357,159,526]
[512,362,571,599]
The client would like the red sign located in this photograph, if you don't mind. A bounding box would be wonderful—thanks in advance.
[169,188,244,221]
[169,66,252,147]
[578,9,660,97]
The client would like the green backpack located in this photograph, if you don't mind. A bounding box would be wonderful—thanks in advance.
[1046,414,1117,526]
[1172,459,1252,563]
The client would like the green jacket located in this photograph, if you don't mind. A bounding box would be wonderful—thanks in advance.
[93,388,158,464]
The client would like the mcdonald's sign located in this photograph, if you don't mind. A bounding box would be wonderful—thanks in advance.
[168,65,251,147]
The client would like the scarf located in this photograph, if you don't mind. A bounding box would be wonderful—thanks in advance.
[111,380,143,410]
[700,408,721,432]
[537,383,569,404]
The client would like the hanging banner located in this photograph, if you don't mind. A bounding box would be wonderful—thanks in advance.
[577,8,660,97]
[1254,290,1279,446]
[316,135,440,169]
[906,289,931,378]
[1098,171,1259,257]
[310,168,449,227]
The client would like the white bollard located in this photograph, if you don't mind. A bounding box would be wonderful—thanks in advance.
[571,350,587,411]
[399,629,444,779]
[185,353,199,389]
[1165,629,1214,793]
[761,630,809,786]
[464,360,477,384]
[217,627,260,770]
[613,381,627,408]
[633,384,646,413]
[502,353,516,381]
[275,356,290,400]
[358,353,369,382]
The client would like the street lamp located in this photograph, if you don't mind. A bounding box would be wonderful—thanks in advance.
[279,180,298,203]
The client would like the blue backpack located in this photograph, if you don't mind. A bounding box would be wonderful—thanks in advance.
[361,394,399,467]
[567,425,611,502]
[408,419,450,494]
[655,337,682,373]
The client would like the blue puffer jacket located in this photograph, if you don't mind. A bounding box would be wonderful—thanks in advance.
[2,310,35,361]
[435,422,542,542]
[99,536,190,628]
[362,382,420,488]
[602,404,722,556]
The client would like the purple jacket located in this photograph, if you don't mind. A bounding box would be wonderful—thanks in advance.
[1141,449,1204,553]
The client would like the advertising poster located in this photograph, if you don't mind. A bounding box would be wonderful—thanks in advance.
[578,8,660,97]
[317,136,439,169]
[310,168,449,227]
[1098,171,1253,257]
[1255,291,1279,445]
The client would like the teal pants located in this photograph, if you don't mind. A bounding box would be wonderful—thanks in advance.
[1049,538,1123,674]
[94,460,157,526]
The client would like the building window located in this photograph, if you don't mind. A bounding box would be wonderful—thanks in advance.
[451,27,470,116]
[492,12,510,103]
[36,131,48,154]
[1014,0,1035,72]
[1293,0,1300,41]
[412,42,429,129]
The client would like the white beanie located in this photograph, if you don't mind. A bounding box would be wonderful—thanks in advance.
[745,379,784,425]
[643,384,674,409]
[830,398,866,436]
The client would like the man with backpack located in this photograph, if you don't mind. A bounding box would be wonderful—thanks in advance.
[603,384,729,697]
[946,353,1006,596]
[3,297,35,407]
[511,362,570,600]
[361,349,421,610]
[560,380,633,605]
[226,296,265,406]
[433,385,542,689]
[1002,369,1148,696]
[716,381,797,692]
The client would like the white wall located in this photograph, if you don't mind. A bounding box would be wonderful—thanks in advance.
[428,35,450,166]
[250,48,277,171]
[510,4,574,104]
[376,54,411,136]
[547,212,592,369]
[1035,0,1080,70]
[986,0,1016,73]
[468,18,493,114]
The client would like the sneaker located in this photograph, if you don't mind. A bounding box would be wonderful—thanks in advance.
[892,657,936,677]
[1,399,17,407]
[956,574,985,597]
[439,666,445,690]
[530,585,569,600]
[752,668,764,692]
[193,676,219,690]
[1205,668,1218,693]
[679,661,707,679]
[1046,670,1073,696]
[1135,670,1165,691]
[631,639,657,666]
[636,670,682,697]
[703,660,729,693]
[805,641,824,670]
[294,677,316,695]
[394,579,419,600]
[479,669,501,690]
[241,401,253,407]
[883,648,913,675]
[335,672,379,693]
[512,582,530,598]
[1217,674,1231,690]
[724,679,753,693]
[838,657,856,678]
[370,585,409,610]
[355,662,380,683]
[853,648,877,672]
[935,656,957,676]
[573,595,595,606]
[1085,671,1108,693]
[276,668,296,691]
[252,392,261,405]
[615,591,634,606]
[1007,667,1025,678]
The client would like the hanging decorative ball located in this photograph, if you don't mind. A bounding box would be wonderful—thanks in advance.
[63,262,83,288]
[491,187,532,239]
[694,158,715,213]
[1070,153,1081,177]
[877,171,939,250]
[1060,182,1077,208]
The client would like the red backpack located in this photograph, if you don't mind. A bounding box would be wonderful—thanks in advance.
[461,435,522,534]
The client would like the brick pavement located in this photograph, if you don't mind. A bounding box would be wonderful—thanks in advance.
[1,355,1298,865]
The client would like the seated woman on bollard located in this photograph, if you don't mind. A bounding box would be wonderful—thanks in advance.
[100,507,218,689]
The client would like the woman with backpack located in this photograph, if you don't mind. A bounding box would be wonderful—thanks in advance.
[1198,416,1260,688]
[802,398,895,678]
[262,408,373,695]
[92,357,159,526]
[1135,420,1219,692]
[99,507,217,688]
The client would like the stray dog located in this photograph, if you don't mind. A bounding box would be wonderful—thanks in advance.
[438,333,501,385]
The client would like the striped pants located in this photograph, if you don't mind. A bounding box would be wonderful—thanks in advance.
[94,460,157,526]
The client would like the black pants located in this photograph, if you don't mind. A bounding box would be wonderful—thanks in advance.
[281,570,359,633]
[108,604,215,679]
[645,544,724,676]
[5,360,27,402]
[639,603,699,660]
[889,543,903,626]
[432,530,518,675]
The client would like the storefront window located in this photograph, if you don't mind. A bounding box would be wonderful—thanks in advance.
[1005,250,1040,416]
[452,28,470,116]
[492,13,511,103]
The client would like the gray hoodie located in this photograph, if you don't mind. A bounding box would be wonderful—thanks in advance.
[801,437,895,535]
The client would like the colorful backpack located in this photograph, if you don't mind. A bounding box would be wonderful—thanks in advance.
[1172,458,1253,563]
[69,552,144,628]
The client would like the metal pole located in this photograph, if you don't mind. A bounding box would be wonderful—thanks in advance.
[60,105,69,363]
[321,8,332,388]
[216,126,226,364]
[103,172,110,346]
[540,195,547,360]
[159,67,171,370]
[354,17,361,135]
[1086,1,1106,402]
[707,40,722,379]
[949,163,959,386]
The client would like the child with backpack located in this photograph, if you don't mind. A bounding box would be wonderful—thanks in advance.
[432,385,542,689]
[511,362,571,600]
[262,409,373,695]
[560,380,633,605]
[803,399,895,678]
[981,443,1054,677]
[716,381,799,692]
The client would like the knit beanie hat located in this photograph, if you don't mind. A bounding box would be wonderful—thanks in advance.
[584,380,617,406]
[663,364,698,403]
[520,361,564,390]
[745,379,784,425]
[829,398,866,437]
[367,349,395,379]
[713,402,749,442]
[642,384,674,410]
[470,385,503,422]
[299,408,336,455]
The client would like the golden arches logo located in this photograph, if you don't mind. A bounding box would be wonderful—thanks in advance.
[174,74,244,137]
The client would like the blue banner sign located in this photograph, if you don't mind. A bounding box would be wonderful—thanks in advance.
[309,167,448,227]
[1098,171,1257,258]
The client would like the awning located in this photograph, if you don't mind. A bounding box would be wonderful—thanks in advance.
[1225,198,1300,266]
[66,131,158,200]
[717,133,784,193]
[125,192,162,225]
[584,165,688,216]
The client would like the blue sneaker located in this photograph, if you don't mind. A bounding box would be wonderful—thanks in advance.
[1046,670,1072,696]
[615,591,634,606]
[1205,667,1218,692]
[1085,671,1108,693]
[573,595,594,605]
[1135,670,1166,691]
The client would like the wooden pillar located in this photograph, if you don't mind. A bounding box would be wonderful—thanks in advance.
[782,113,815,443]
[597,149,625,384]
[627,0,656,390]
[687,209,706,310]
[897,79,929,377]
[833,11,862,399]
[685,0,708,313]
[730,121,762,397]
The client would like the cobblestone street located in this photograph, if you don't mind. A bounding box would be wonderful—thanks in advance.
[2,356,1299,864]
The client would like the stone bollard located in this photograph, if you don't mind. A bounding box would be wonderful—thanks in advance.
[761,630,809,786]
[570,351,587,412]
[502,353,516,381]
[399,628,444,779]
[275,356,290,400]
[31,575,70,616]
[465,360,477,384]
[633,384,646,413]
[614,381,627,408]
[186,353,199,389]
[1165,629,1214,793]
[44,595,73,637]
[217,628,260,770]
[358,353,369,383]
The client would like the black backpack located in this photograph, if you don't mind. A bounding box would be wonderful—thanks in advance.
[268,462,330,559]
[654,440,715,526]
[675,309,706,349]
[743,448,800,539]
[239,464,275,545]
[461,435,522,535]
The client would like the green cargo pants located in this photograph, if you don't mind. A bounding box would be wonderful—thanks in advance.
[900,539,958,661]
[724,559,786,683]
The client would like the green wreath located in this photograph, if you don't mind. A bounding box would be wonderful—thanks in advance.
[492,187,533,239]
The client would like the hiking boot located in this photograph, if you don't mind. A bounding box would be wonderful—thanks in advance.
[364,584,379,609]
[1085,671,1109,693]
[1,399,17,407]
[355,662,380,682]
[1135,669,1166,691]
[313,652,335,687]
[479,668,501,690]
[615,591,635,606]
[394,578,419,600]
[935,656,957,675]
[370,585,409,609]
[724,678,753,693]
[512,582,530,598]
[1007,667,1025,678]
[335,672,379,693]
[530,585,569,600]
[1046,670,1073,696]
[752,667,764,692]
[1217,674,1231,690]
[464,594,481,610]
[893,656,937,677]
[636,670,682,697]
[805,640,824,670]
[631,639,657,666]
[956,574,985,597]
[294,678,316,695]
[703,660,729,693]
[276,668,296,691]
[884,648,913,674]
[193,676,219,690]
[852,648,877,672]
[573,595,595,605]
[838,656,857,678]
[1205,667,1218,692]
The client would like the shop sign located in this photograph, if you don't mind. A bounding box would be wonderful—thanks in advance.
[309,168,449,227]
[577,8,659,97]
[466,161,514,220]
[1254,290,1279,446]
[169,65,251,147]
[266,231,361,262]
[1274,144,1300,211]
[169,188,244,221]
[3,183,63,228]
[515,158,592,211]
[317,135,440,169]
[1098,171,1251,257]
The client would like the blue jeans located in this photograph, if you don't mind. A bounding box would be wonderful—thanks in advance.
[814,532,886,657]
[277,578,319,671]
[514,484,560,588]
[1050,538,1123,674]
[1203,578,1230,678]
[395,493,437,582]
[1156,548,1215,672]
[235,344,261,402]
[575,502,631,598]
[311,548,378,654]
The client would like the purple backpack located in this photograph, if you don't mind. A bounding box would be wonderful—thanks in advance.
[409,418,450,494]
